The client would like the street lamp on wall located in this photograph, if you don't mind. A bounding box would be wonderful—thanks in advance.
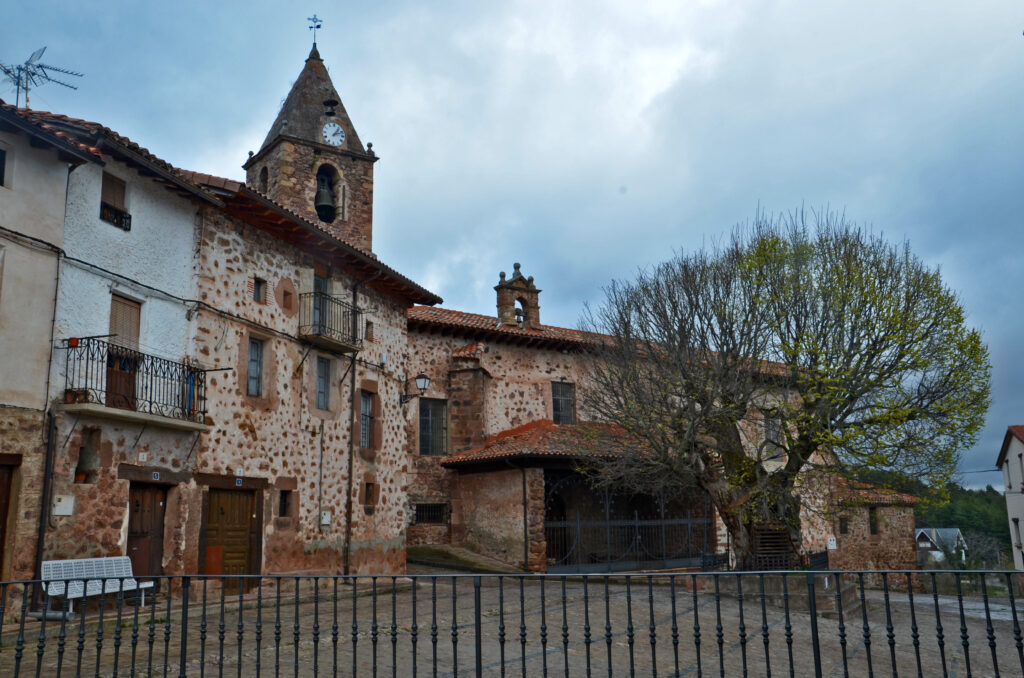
[399,371,431,405]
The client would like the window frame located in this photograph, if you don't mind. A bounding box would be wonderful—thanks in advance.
[0,147,7,187]
[253,277,267,303]
[419,398,449,456]
[551,381,577,425]
[247,337,264,397]
[315,356,331,410]
[868,506,879,536]
[838,516,849,535]
[360,391,375,449]
[414,503,448,525]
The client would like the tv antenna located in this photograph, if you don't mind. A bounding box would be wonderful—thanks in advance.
[0,46,83,108]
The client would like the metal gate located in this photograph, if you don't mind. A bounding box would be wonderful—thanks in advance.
[543,472,714,573]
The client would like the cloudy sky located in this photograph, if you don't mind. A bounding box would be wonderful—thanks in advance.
[4,1,1022,488]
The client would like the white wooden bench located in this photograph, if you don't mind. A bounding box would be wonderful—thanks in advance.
[41,556,155,616]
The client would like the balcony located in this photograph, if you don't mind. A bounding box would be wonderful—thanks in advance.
[298,292,363,353]
[100,201,132,231]
[62,337,207,430]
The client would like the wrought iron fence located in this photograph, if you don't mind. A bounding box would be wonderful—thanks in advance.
[63,337,207,423]
[545,512,713,573]
[298,292,362,350]
[2,570,1021,677]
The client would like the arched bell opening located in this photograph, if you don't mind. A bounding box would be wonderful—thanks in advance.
[314,164,339,223]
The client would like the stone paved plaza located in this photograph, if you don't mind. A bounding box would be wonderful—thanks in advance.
[0,573,1021,677]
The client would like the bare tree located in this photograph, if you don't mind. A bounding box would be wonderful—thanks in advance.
[581,210,990,567]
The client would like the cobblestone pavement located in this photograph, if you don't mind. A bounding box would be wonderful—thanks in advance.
[1,574,1021,677]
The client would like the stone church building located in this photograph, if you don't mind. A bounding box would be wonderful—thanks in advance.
[0,44,917,583]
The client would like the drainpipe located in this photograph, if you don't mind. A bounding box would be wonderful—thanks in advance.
[342,270,382,575]
[505,459,531,572]
[34,411,57,596]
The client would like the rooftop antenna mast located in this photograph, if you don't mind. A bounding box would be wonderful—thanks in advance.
[0,46,83,108]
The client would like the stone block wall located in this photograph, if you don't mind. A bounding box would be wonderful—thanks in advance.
[193,209,411,575]
[247,141,375,253]
[0,407,46,581]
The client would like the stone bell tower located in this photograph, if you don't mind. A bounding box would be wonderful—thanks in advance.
[243,43,377,252]
[495,263,542,329]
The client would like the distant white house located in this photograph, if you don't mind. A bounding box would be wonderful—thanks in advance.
[998,426,1024,570]
[916,527,968,565]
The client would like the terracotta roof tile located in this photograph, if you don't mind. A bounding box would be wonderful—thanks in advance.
[440,420,630,467]
[409,306,605,347]
[180,170,441,305]
[6,105,217,204]
[834,478,918,506]
[0,101,103,160]
[452,342,486,359]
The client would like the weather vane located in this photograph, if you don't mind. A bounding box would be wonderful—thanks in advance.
[0,46,83,108]
[308,15,323,43]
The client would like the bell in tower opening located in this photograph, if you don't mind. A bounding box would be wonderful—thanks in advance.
[315,165,337,222]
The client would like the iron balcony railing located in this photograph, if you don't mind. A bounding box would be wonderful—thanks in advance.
[298,291,362,353]
[99,202,131,231]
[0,570,1022,677]
[63,337,207,424]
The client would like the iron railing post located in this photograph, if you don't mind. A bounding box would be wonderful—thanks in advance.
[806,571,823,678]
[178,575,190,678]
[474,575,483,678]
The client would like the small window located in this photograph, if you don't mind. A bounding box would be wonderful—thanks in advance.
[100,172,131,230]
[552,382,576,425]
[360,391,375,449]
[279,489,294,518]
[839,517,849,535]
[868,507,879,536]
[282,290,293,310]
[364,320,374,342]
[247,338,264,397]
[419,398,449,456]
[0,148,7,187]
[258,166,269,193]
[363,481,378,506]
[253,277,267,303]
[414,503,448,524]
[316,357,331,410]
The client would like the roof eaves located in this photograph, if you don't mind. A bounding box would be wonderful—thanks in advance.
[0,104,102,165]
[235,186,442,305]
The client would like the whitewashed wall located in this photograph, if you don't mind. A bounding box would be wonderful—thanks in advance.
[0,132,70,409]
[50,158,200,399]
[1001,436,1024,570]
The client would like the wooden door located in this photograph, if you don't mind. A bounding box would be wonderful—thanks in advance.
[127,484,166,580]
[0,466,13,572]
[204,489,257,591]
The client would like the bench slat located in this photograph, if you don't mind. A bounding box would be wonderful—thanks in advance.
[41,556,154,600]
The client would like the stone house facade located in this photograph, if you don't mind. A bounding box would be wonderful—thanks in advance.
[0,44,439,583]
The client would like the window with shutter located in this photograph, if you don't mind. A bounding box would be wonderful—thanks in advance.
[100,172,131,229]
[109,295,141,349]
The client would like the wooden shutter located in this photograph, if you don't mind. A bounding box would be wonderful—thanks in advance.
[109,295,140,349]
[102,172,126,209]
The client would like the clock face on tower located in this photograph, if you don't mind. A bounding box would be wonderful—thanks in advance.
[322,121,346,146]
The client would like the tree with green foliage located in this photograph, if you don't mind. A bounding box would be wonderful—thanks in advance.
[582,210,991,567]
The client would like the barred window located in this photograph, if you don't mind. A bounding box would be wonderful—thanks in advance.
[247,338,263,397]
[552,382,576,425]
[419,398,448,456]
[414,503,448,524]
[360,391,374,449]
[316,357,330,410]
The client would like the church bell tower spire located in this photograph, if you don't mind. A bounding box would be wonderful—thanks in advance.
[243,26,378,253]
